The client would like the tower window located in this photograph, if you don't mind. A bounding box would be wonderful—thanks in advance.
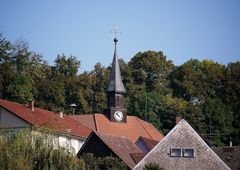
[116,94,121,106]
[170,148,182,157]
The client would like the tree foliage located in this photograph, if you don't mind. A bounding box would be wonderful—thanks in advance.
[0,128,81,170]
[0,128,127,170]
[0,34,239,146]
[144,162,163,170]
[80,153,127,170]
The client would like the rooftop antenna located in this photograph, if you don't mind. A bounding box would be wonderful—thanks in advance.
[201,114,219,147]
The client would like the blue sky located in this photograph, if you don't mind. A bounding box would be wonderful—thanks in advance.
[1,0,240,72]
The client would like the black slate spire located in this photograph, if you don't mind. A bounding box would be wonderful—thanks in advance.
[106,38,126,93]
[105,37,127,123]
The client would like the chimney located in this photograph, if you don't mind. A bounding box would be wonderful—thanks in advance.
[176,115,182,124]
[28,99,34,112]
[59,111,63,118]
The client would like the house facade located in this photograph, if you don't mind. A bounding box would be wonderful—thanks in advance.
[78,131,143,169]
[0,99,91,154]
[133,119,230,170]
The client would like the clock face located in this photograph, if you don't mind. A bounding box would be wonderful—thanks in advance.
[113,110,123,121]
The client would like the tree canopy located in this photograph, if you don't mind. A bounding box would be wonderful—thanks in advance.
[0,128,125,170]
[0,33,239,146]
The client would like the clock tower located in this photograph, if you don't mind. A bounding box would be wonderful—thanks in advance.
[106,38,127,123]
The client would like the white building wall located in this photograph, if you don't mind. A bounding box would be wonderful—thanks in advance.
[0,107,85,154]
[57,135,85,154]
[0,107,29,128]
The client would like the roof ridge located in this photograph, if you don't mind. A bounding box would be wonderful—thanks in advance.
[93,114,98,131]
[95,131,138,169]
[0,99,91,138]
[0,99,58,118]
[135,117,154,140]
[77,131,95,155]
[180,119,231,169]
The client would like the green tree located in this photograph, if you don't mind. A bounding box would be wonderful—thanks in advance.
[224,62,240,145]
[128,91,186,134]
[7,75,34,103]
[75,63,109,114]
[128,91,163,129]
[54,54,80,77]
[144,162,163,170]
[0,36,44,104]
[80,153,127,170]
[53,54,81,112]
[36,79,65,111]
[202,98,234,146]
[170,59,226,102]
[0,128,82,170]
[0,33,14,99]
[89,63,109,113]
[126,51,176,133]
[11,39,32,75]
[129,50,174,93]
[76,72,93,113]
[170,59,235,146]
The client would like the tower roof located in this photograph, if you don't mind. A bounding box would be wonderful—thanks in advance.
[106,38,126,93]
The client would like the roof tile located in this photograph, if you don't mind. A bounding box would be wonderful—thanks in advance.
[0,99,91,138]
[71,113,164,143]
[79,131,143,169]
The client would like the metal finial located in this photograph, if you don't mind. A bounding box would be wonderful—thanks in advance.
[114,37,118,45]
[110,27,121,40]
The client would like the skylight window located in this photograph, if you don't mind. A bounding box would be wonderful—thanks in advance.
[170,148,182,157]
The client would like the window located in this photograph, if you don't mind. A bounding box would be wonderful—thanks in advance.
[170,148,195,158]
[170,148,182,157]
[116,95,121,106]
[183,148,195,158]
[7,131,16,140]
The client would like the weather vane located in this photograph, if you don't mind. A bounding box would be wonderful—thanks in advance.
[110,27,122,39]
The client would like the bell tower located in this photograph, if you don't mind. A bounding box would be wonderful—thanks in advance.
[106,38,127,123]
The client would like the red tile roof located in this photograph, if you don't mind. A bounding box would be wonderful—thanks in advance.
[71,114,96,130]
[71,113,164,143]
[130,153,146,164]
[0,99,91,138]
[78,131,143,169]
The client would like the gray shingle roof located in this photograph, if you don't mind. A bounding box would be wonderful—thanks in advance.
[133,119,230,170]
